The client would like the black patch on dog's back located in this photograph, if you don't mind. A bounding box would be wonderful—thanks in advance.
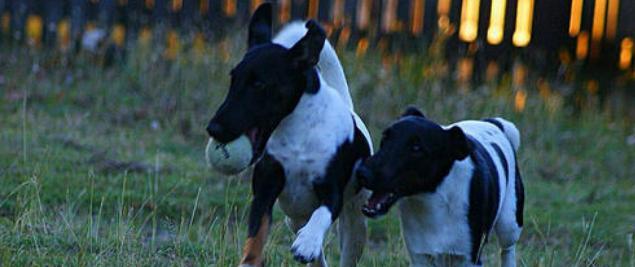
[467,136,501,264]
[482,118,505,133]
[490,142,509,183]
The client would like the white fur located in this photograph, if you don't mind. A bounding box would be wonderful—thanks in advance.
[401,120,522,267]
[292,206,333,262]
[264,21,372,266]
[274,22,354,109]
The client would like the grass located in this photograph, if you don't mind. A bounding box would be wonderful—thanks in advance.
[0,38,634,266]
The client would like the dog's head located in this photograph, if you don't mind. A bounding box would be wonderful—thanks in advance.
[357,107,471,218]
[206,3,326,164]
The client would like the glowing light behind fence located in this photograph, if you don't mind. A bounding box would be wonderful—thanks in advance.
[224,0,236,17]
[620,38,633,70]
[382,0,398,33]
[459,0,480,42]
[357,0,372,30]
[569,0,583,36]
[487,0,506,45]
[308,0,319,19]
[512,0,534,47]
[411,0,425,35]
[606,0,619,41]
[591,0,607,42]
[279,0,291,23]
[26,15,43,47]
[576,31,589,60]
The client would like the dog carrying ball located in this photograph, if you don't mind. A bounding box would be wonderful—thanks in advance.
[205,135,253,175]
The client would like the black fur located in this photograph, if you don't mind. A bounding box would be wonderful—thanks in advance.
[314,119,372,220]
[357,115,470,217]
[515,154,525,227]
[207,17,327,162]
[466,136,501,264]
[247,153,286,237]
[490,142,509,182]
[482,118,505,133]
[401,106,426,118]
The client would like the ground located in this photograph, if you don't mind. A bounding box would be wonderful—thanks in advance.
[0,42,634,266]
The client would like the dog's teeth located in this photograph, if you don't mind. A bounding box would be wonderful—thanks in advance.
[375,203,381,210]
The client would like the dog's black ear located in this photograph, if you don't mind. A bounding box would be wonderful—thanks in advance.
[401,106,426,118]
[248,3,273,49]
[288,20,325,70]
[447,126,470,160]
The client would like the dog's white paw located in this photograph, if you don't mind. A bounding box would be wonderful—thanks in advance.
[290,227,323,263]
[238,264,259,267]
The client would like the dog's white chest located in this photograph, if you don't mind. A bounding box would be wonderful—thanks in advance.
[266,86,354,219]
[398,159,474,257]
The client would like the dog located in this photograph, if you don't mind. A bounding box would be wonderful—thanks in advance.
[356,107,524,267]
[206,4,372,267]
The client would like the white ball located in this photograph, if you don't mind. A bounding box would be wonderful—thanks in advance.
[205,135,253,175]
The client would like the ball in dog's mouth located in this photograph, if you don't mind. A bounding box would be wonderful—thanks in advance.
[362,191,399,218]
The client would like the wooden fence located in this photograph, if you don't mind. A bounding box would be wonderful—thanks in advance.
[0,0,633,76]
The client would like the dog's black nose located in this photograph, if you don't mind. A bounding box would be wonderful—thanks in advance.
[356,165,373,185]
[206,122,224,138]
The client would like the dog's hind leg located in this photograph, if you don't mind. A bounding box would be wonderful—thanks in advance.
[337,190,367,267]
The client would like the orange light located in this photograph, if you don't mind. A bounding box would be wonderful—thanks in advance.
[512,0,534,47]
[199,0,208,15]
[279,0,291,23]
[111,23,126,47]
[26,15,43,47]
[193,32,206,56]
[569,0,583,36]
[619,38,633,70]
[606,0,619,41]
[332,0,345,27]
[250,0,263,13]
[164,30,180,60]
[1,13,10,34]
[576,31,589,60]
[382,0,398,33]
[308,0,319,19]
[459,0,480,42]
[139,26,152,46]
[57,19,71,51]
[224,0,236,17]
[145,0,154,9]
[487,0,506,45]
[171,0,183,11]
[357,0,372,30]
[591,0,607,42]
[411,0,425,35]
[356,38,369,57]
[438,0,452,16]
[337,26,351,49]
[514,89,527,112]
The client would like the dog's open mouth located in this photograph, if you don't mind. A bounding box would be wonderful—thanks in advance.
[247,127,270,164]
[362,191,399,218]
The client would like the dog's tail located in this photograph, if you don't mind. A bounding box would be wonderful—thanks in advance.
[273,21,354,108]
[484,118,521,151]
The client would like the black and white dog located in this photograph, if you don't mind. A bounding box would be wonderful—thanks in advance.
[206,4,372,267]
[356,107,524,267]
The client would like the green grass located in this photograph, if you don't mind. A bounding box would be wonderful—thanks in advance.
[0,40,634,266]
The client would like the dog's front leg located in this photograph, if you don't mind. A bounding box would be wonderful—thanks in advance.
[240,154,285,267]
[291,174,346,265]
